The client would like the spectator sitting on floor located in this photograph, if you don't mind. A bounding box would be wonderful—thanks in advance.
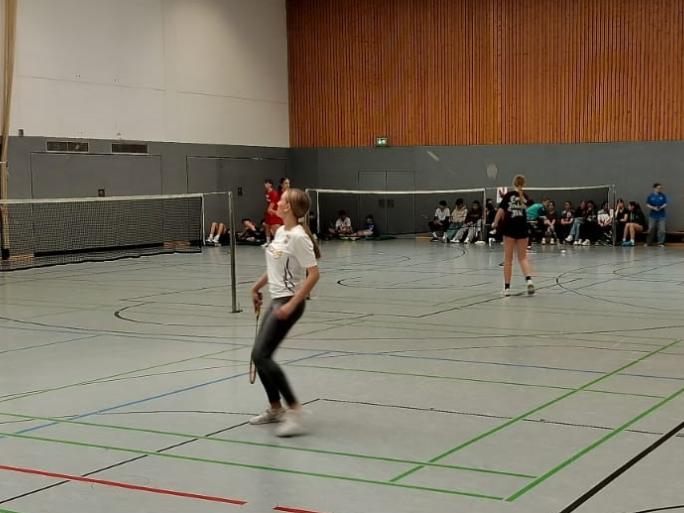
[622,201,646,247]
[598,201,613,242]
[526,197,551,244]
[353,214,379,238]
[557,201,574,242]
[429,200,451,241]
[566,200,587,244]
[542,200,559,244]
[237,218,265,243]
[579,200,601,246]
[453,200,483,244]
[445,198,468,242]
[206,221,228,245]
[328,210,353,238]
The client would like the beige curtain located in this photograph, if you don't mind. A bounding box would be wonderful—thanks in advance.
[0,0,16,256]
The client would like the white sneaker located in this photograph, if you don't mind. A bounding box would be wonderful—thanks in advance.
[502,287,511,297]
[565,235,574,243]
[249,408,284,425]
[582,239,591,246]
[275,410,307,437]
[574,240,581,246]
[475,240,485,245]
[550,238,556,245]
[541,238,546,245]
[527,279,535,295]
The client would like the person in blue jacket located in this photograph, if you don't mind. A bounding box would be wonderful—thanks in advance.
[645,183,668,246]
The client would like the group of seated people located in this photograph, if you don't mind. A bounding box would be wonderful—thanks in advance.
[525,198,647,246]
[429,197,648,247]
[325,210,380,240]
[205,218,266,246]
[429,199,487,244]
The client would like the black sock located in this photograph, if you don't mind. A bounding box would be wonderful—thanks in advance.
[525,276,532,281]
[504,283,510,289]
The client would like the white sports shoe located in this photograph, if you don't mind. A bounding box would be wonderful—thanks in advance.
[527,279,535,295]
[502,287,511,297]
[275,410,307,437]
[249,408,284,425]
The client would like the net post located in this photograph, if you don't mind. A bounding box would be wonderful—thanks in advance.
[228,191,241,313]
[481,188,487,242]
[610,184,617,246]
[200,194,206,245]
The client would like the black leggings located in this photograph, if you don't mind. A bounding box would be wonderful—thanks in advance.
[252,297,305,406]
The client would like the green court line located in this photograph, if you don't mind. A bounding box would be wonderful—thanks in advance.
[0,411,534,479]
[0,430,503,501]
[0,509,22,513]
[506,382,684,501]
[389,339,681,483]
[0,345,249,404]
[285,363,667,399]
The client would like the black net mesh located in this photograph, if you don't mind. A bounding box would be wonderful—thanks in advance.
[0,195,203,271]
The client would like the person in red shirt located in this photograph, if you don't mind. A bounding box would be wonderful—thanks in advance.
[264,179,283,245]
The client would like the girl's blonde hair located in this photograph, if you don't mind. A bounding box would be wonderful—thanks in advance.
[283,188,321,259]
[513,174,526,189]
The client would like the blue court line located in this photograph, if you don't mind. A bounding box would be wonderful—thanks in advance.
[8,351,329,439]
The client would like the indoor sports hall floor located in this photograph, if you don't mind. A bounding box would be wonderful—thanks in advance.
[0,240,682,513]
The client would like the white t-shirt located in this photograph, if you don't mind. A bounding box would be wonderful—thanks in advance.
[434,207,450,222]
[266,225,318,299]
[335,217,352,230]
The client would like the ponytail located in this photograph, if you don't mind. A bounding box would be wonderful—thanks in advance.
[513,174,527,203]
[301,218,321,259]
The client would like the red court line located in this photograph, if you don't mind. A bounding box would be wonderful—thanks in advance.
[274,507,329,513]
[0,464,246,506]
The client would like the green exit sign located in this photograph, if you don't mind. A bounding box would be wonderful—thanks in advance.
[375,136,389,147]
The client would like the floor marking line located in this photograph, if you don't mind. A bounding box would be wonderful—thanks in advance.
[0,333,101,356]
[274,507,330,513]
[507,387,684,502]
[0,464,246,505]
[389,339,681,483]
[285,363,666,399]
[6,352,328,439]
[0,345,251,403]
[0,431,503,501]
[0,411,536,479]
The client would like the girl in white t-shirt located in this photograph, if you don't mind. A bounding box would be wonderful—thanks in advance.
[249,188,321,437]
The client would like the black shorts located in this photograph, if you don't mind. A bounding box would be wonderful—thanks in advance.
[501,220,529,240]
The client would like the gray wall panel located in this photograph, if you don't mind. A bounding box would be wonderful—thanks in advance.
[30,153,162,198]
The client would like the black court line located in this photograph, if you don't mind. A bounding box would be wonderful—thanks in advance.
[0,399,320,505]
[624,507,684,513]
[321,399,684,440]
[559,420,684,513]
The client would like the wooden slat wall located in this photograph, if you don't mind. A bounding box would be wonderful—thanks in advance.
[287,0,684,147]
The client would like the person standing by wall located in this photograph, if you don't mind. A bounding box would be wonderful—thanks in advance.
[645,183,668,247]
